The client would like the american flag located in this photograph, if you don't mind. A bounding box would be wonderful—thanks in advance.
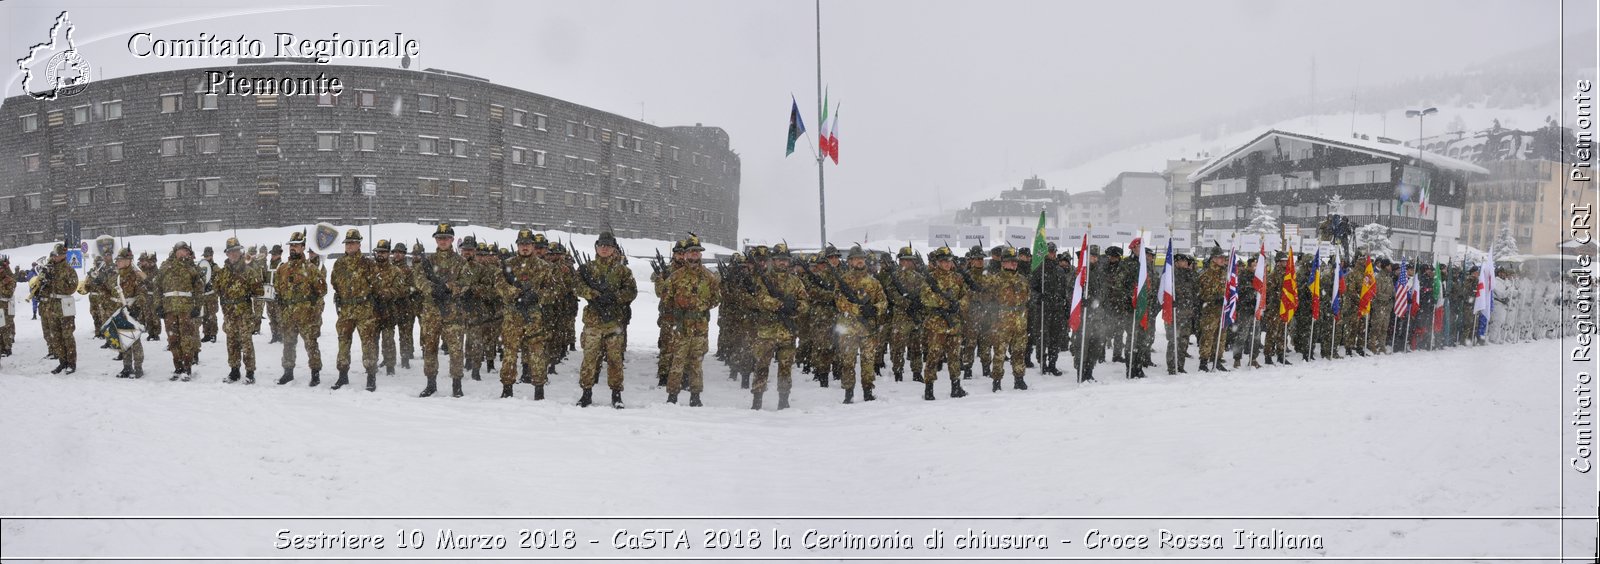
[1393,261,1411,318]
[1222,247,1240,327]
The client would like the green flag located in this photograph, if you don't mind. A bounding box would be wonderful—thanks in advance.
[1030,210,1048,271]
[785,96,806,156]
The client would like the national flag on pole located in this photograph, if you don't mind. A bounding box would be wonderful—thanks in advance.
[1407,267,1422,317]
[1308,249,1323,320]
[785,96,806,157]
[1068,233,1090,331]
[1159,239,1176,324]
[1029,210,1048,271]
[1129,233,1146,310]
[1394,262,1411,318]
[1132,232,1152,329]
[1331,256,1345,321]
[1358,257,1376,316]
[1252,243,1267,320]
[1417,174,1430,216]
[826,103,840,164]
[1432,261,1446,330]
[1473,253,1495,337]
[817,88,830,158]
[1222,247,1240,327]
[1279,246,1298,323]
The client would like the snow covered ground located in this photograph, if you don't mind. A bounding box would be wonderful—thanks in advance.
[0,226,1585,559]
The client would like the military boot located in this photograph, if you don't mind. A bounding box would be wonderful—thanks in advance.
[981,363,991,379]
[1015,376,1028,390]
[133,366,144,379]
[578,388,594,407]
[818,370,829,388]
[418,376,437,397]
[118,368,132,379]
[991,379,1002,392]
[657,373,668,387]
[843,387,855,404]
[893,370,903,382]
[863,387,875,402]
[246,370,255,384]
[521,366,534,385]
[962,366,972,380]
[385,365,395,376]
[777,391,791,410]
[451,379,464,398]
[688,392,702,407]
[471,366,481,381]
[1214,360,1229,372]
[923,378,936,400]
[740,373,750,389]
[533,385,545,401]
[666,391,679,404]
[332,370,349,390]
[751,392,763,410]
[612,390,625,409]
[1198,360,1211,373]
[50,361,70,374]
[277,368,295,385]
[486,356,494,371]
[228,367,241,383]
[912,372,923,383]
[400,358,410,369]
[308,372,321,387]
[365,373,376,392]
[501,383,514,398]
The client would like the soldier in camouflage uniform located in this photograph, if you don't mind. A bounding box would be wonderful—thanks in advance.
[83,253,115,340]
[803,248,840,386]
[1196,247,1229,373]
[732,246,771,389]
[833,246,888,403]
[455,238,490,380]
[263,246,285,343]
[653,240,685,387]
[496,230,567,400]
[330,230,380,391]
[987,247,1031,391]
[413,224,470,397]
[1166,253,1198,374]
[1030,244,1071,376]
[0,256,15,358]
[198,247,220,343]
[110,248,148,378]
[1260,252,1290,365]
[544,243,579,374]
[38,244,80,373]
[138,252,162,342]
[959,247,992,380]
[660,235,719,406]
[274,232,328,386]
[157,242,206,379]
[748,243,806,410]
[1369,258,1395,355]
[214,238,263,383]
[918,247,968,400]
[388,242,419,368]
[573,232,639,408]
[884,247,926,382]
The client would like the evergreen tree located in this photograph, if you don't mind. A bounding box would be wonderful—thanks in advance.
[1242,198,1277,241]
[1354,222,1395,259]
[1490,226,1520,258]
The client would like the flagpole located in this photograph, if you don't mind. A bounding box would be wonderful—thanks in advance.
[1077,230,1091,382]
[814,0,828,247]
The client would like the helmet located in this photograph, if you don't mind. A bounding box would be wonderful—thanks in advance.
[173,241,192,252]
[823,244,841,258]
[847,245,867,259]
[966,246,985,260]
[117,247,134,260]
[771,243,791,259]
[202,246,214,257]
[533,233,549,248]
[730,252,746,264]
[392,242,407,253]
[1001,247,1020,261]
[1103,245,1123,258]
[460,236,478,250]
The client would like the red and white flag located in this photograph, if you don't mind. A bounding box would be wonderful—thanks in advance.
[1252,242,1267,320]
[1068,233,1090,331]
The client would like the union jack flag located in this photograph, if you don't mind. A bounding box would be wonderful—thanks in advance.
[1222,248,1240,327]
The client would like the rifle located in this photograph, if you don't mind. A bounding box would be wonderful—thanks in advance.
[652,249,670,278]
[830,268,878,320]
[920,270,961,326]
[756,268,800,334]
[502,263,539,319]
[421,254,451,306]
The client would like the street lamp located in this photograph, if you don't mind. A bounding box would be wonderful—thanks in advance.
[1405,107,1437,260]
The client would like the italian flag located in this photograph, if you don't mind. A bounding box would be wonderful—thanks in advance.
[1158,239,1175,323]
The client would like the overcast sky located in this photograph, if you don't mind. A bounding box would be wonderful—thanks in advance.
[1,0,1569,243]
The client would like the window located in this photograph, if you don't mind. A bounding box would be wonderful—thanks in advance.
[511,184,528,203]
[163,223,184,235]
[671,146,680,161]
[616,131,627,148]
[198,220,223,233]
[75,146,89,166]
[201,178,221,197]
[633,137,644,152]
[317,132,339,151]
[355,132,376,152]
[1,197,14,214]
[418,136,438,155]
[106,143,124,162]
[512,110,526,126]
[1366,170,1377,183]
[654,142,662,157]
[511,147,525,164]
[357,177,377,197]
[21,114,38,132]
[452,98,468,117]
[418,95,438,113]
[533,113,548,130]
[317,176,341,194]
[585,194,596,208]
[77,188,94,205]
[23,154,41,171]
[566,121,578,137]
[451,139,468,157]
[198,93,218,110]
[161,94,181,113]
[632,168,642,183]
[73,106,90,124]
[564,191,576,206]
[532,150,547,167]
[583,159,596,175]
[163,180,182,199]
[586,125,595,141]
[533,187,546,204]
[357,90,376,108]
[448,180,469,197]
[161,137,182,157]
[107,185,126,203]
[669,176,679,190]
[25,194,41,210]
[565,155,580,172]
[418,178,441,196]
[317,92,337,107]
[197,135,221,155]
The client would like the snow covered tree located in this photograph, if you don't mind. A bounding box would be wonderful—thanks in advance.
[1353,222,1394,259]
[1327,194,1346,215]
[1491,226,1520,259]
[1454,244,1488,265]
[1241,198,1277,240]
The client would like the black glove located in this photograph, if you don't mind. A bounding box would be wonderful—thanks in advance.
[591,292,615,307]
[431,287,451,303]
[780,296,797,315]
[861,304,878,318]
[515,289,540,310]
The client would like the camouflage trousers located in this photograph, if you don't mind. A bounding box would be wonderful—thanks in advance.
[751,328,797,395]
[1262,318,1286,357]
[656,312,676,382]
[583,320,629,392]
[836,319,878,391]
[222,304,255,371]
[200,292,219,341]
[499,314,549,386]
[1367,308,1392,353]
[138,300,162,339]
[163,311,201,369]
[394,311,416,360]
[960,317,991,372]
[465,318,497,371]
[988,315,1027,380]
[89,294,112,336]
[1197,307,1223,363]
[120,339,145,370]
[41,304,75,364]
[888,313,923,377]
[665,315,710,394]
[419,306,465,380]
[804,312,836,375]
[335,306,379,375]
[921,318,961,383]
[280,315,323,372]
[1,303,15,354]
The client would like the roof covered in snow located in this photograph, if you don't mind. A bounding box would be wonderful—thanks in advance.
[1190,129,1492,182]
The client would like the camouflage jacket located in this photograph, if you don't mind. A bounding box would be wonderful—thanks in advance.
[987,268,1031,329]
[113,265,149,315]
[573,255,639,326]
[213,258,262,312]
[37,260,78,315]
[331,254,378,315]
[274,255,328,324]
[834,267,887,328]
[918,268,967,330]
[749,267,807,337]
[1197,263,1227,313]
[497,255,566,322]
[660,262,719,323]
[414,249,470,320]
[156,257,205,312]
[884,268,927,321]
[0,268,15,313]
